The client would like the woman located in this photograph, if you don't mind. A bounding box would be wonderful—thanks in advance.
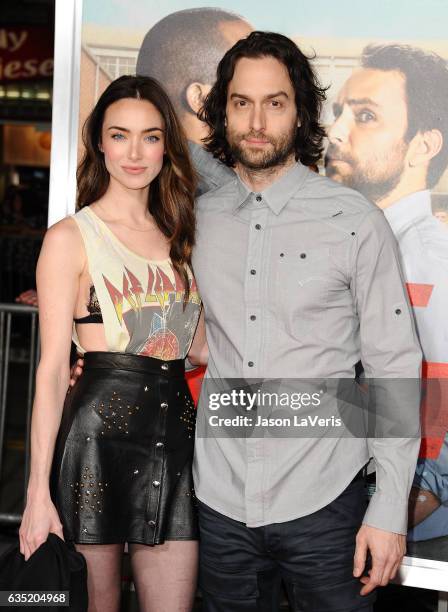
[19,75,206,612]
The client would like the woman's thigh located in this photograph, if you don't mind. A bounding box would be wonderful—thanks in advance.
[129,540,198,612]
[75,543,124,612]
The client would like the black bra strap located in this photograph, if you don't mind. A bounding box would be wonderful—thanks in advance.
[74,313,103,324]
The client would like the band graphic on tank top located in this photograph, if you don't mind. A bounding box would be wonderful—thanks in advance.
[72,206,201,359]
[102,262,200,358]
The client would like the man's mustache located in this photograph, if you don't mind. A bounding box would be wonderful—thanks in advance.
[325,143,354,166]
[238,131,274,144]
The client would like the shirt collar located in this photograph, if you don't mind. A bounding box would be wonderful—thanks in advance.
[383,190,432,234]
[233,162,310,214]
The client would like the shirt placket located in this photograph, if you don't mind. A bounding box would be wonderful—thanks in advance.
[243,194,269,526]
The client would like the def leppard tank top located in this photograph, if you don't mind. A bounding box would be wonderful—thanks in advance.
[72,206,201,359]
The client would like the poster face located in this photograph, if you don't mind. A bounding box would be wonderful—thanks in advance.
[79,0,448,564]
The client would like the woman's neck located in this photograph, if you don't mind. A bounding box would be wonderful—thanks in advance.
[94,177,152,224]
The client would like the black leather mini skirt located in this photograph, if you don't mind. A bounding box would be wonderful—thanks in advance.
[51,352,198,546]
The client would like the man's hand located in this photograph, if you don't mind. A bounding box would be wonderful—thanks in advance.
[354,524,406,596]
[69,358,84,387]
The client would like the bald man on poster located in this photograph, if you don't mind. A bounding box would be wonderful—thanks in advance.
[137,8,251,145]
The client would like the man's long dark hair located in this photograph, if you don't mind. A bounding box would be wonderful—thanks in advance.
[199,31,327,167]
[77,75,196,303]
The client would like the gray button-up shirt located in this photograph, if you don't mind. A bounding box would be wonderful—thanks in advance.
[191,154,422,533]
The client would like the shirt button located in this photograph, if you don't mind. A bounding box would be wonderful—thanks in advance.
[255,224,261,230]
[300,253,307,259]
[255,195,262,202]
[395,308,402,315]
[250,315,256,321]
[147,520,156,526]
[248,361,254,367]
[155,441,164,448]
[250,269,256,275]
[152,480,161,488]
[160,402,168,409]
[161,363,169,371]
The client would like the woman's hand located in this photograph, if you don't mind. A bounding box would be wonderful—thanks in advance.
[19,494,64,561]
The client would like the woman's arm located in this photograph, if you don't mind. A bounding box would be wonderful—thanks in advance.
[19,218,84,560]
[187,308,208,366]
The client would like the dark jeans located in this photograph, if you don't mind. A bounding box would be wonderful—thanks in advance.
[198,474,376,611]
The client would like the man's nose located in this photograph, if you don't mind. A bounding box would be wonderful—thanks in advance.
[250,104,266,133]
[328,110,350,144]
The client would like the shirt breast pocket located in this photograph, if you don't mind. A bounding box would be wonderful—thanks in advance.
[275,247,330,340]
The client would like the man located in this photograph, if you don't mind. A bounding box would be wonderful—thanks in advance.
[325,44,448,544]
[191,32,421,611]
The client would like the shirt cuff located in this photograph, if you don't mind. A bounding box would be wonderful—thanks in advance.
[362,492,408,535]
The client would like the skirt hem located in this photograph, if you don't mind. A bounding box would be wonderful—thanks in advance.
[68,535,199,546]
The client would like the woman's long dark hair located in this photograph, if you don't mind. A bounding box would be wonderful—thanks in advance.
[199,31,327,167]
[77,75,196,303]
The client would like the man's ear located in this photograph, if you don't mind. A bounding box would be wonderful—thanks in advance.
[408,129,443,168]
[185,82,212,114]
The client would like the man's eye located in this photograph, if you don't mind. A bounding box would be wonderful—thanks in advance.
[270,100,281,108]
[357,110,376,123]
[236,100,247,107]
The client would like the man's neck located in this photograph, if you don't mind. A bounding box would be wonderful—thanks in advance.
[376,174,427,210]
[235,155,296,192]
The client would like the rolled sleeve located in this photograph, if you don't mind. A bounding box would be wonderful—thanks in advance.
[350,208,422,534]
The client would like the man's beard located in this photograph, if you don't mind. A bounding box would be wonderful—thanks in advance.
[325,141,408,203]
[227,128,296,171]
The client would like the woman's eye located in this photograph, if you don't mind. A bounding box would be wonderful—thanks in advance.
[111,133,125,140]
[145,135,160,143]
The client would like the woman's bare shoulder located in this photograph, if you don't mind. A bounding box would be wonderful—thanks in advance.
[43,216,84,249]
[39,216,85,270]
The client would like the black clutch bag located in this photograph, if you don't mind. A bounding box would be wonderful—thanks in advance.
[0,533,88,611]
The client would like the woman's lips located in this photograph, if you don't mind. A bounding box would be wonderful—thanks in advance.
[122,166,147,174]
